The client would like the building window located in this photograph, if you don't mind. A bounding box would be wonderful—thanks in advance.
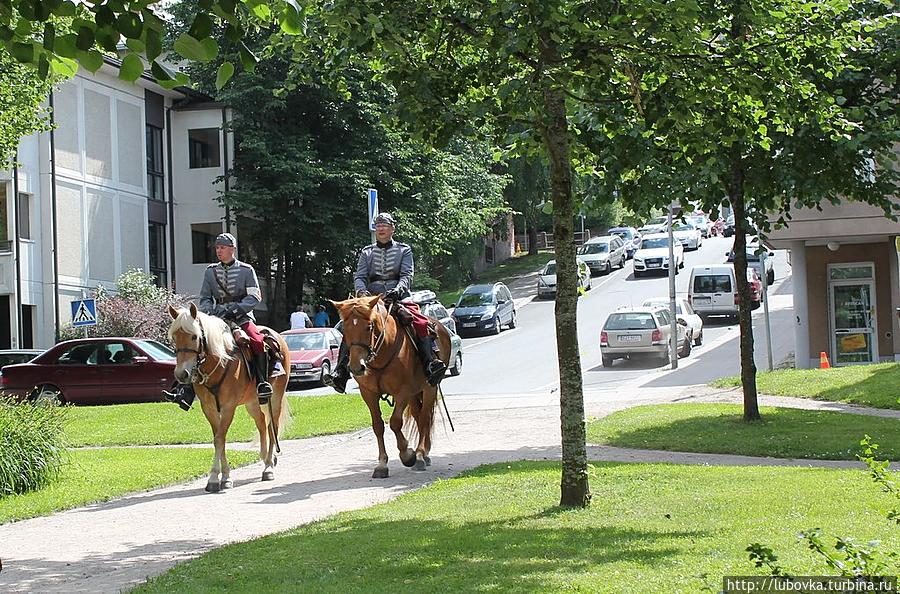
[17,193,31,240]
[146,125,165,201]
[191,222,222,264]
[0,191,9,252]
[188,128,221,169]
[149,222,167,287]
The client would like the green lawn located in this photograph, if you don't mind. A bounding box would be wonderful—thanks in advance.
[437,251,555,306]
[587,404,900,460]
[133,461,898,593]
[712,363,900,410]
[65,393,371,446]
[0,447,257,524]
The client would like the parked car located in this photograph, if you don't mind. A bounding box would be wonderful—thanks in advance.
[537,259,592,299]
[0,338,177,405]
[723,214,735,237]
[632,233,685,277]
[727,239,776,286]
[687,215,713,238]
[409,290,463,376]
[608,227,642,259]
[641,298,704,346]
[577,236,627,275]
[638,216,668,235]
[600,306,691,367]
[687,264,761,320]
[0,349,44,369]
[672,222,703,250]
[451,282,516,337]
[283,327,342,386]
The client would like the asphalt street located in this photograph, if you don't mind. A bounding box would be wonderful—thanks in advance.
[291,235,794,400]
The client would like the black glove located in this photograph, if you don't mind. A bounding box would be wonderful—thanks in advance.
[384,288,402,302]
[221,303,242,321]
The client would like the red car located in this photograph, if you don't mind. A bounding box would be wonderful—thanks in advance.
[283,328,342,386]
[0,338,177,405]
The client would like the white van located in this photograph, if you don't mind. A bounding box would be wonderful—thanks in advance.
[687,265,761,319]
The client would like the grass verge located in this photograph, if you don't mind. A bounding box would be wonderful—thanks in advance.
[436,251,555,306]
[65,394,370,447]
[0,447,257,524]
[133,461,898,593]
[712,363,900,410]
[587,404,900,460]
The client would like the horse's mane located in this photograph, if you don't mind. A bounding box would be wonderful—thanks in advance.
[168,308,235,361]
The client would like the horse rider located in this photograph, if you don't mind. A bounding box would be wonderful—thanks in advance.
[165,232,278,411]
[324,212,446,393]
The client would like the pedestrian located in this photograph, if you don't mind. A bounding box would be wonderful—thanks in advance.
[290,305,312,329]
[323,212,445,393]
[314,304,330,327]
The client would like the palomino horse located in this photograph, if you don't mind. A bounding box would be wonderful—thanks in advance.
[331,295,451,478]
[167,303,291,492]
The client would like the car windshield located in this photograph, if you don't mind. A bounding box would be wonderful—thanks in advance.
[610,230,632,240]
[640,237,670,249]
[543,263,557,275]
[136,340,175,361]
[693,275,732,293]
[643,301,684,314]
[457,291,494,307]
[605,312,657,331]
[673,223,693,231]
[285,333,327,351]
[578,243,608,254]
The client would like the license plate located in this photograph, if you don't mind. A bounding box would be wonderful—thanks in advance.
[693,296,711,302]
[647,262,660,268]
[463,323,476,328]
[617,335,641,342]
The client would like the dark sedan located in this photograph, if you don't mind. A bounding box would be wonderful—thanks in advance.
[0,338,177,405]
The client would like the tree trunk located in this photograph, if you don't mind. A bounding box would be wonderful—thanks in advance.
[538,54,591,508]
[527,222,539,256]
[728,152,761,421]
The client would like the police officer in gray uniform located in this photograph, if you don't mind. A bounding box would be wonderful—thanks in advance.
[324,212,445,392]
[165,232,277,410]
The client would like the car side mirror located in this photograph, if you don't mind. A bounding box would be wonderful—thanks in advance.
[497,299,507,305]
[450,303,457,309]
[677,318,688,326]
[769,251,775,257]
[132,356,149,364]
[330,344,338,350]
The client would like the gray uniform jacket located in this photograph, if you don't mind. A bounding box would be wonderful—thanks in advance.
[353,239,414,298]
[198,259,262,325]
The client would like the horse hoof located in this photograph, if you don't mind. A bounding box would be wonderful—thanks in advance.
[413,459,427,471]
[424,456,432,467]
[221,479,234,490]
[273,455,278,467]
[205,482,220,493]
[400,449,416,467]
[372,467,389,479]
[261,470,275,481]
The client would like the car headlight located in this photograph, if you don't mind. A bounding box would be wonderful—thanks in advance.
[480,312,495,321]
[634,257,643,263]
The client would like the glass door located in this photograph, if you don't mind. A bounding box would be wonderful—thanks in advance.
[830,281,877,365]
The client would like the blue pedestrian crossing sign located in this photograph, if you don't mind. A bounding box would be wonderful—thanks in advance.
[367,188,379,231]
[71,299,98,327]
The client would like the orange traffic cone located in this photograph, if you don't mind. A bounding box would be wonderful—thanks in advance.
[819,352,831,369]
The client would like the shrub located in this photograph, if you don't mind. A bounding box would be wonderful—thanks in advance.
[0,396,69,496]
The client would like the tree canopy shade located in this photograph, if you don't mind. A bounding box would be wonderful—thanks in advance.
[0,52,54,166]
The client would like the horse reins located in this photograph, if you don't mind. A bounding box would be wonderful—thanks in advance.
[349,302,404,371]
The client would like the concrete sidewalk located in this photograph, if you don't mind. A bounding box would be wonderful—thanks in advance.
[0,386,894,593]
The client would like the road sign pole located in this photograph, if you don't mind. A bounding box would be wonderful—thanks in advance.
[667,204,678,369]
[367,188,378,244]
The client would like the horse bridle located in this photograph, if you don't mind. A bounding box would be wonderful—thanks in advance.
[348,302,393,366]
[175,318,211,384]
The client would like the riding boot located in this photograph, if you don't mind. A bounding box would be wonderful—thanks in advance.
[163,383,196,411]
[415,335,446,386]
[323,341,351,393]
[252,352,273,404]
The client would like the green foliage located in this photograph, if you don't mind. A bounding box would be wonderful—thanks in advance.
[0,51,54,166]
[0,396,68,497]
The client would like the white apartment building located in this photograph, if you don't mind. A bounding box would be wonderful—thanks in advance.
[0,57,234,349]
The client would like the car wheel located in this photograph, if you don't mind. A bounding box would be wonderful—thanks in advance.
[605,261,612,275]
[586,278,592,291]
[680,335,692,358]
[694,329,703,347]
[318,360,331,387]
[449,352,463,376]
[602,355,614,368]
[767,270,775,285]
[634,270,643,278]
[30,384,64,405]
[619,255,626,269]
[493,317,502,335]
[507,310,517,329]
[679,258,685,269]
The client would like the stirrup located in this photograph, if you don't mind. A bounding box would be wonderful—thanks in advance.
[257,381,273,404]
[163,388,194,411]
[323,371,348,394]
[426,361,447,386]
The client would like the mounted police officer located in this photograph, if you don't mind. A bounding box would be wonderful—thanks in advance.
[324,212,446,393]
[165,232,278,410]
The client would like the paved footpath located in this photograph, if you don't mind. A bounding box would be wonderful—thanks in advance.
[1,385,896,593]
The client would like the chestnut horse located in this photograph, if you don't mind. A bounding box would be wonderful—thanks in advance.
[331,295,451,478]
[167,304,291,492]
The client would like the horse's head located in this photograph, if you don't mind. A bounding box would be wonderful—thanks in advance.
[331,295,390,376]
[167,303,234,384]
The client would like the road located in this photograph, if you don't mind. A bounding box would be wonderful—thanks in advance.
[291,235,794,400]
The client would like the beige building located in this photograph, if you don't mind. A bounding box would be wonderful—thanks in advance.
[767,200,900,368]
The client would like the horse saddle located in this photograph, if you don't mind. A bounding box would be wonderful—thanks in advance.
[231,328,285,378]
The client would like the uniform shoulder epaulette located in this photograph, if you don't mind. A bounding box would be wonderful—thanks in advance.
[206,262,218,269]
[237,261,254,269]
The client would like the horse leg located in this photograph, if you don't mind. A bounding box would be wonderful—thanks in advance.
[216,404,238,490]
[199,397,223,492]
[362,391,389,478]
[246,400,272,481]
[413,388,437,471]
[261,399,279,481]
[389,401,415,468]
